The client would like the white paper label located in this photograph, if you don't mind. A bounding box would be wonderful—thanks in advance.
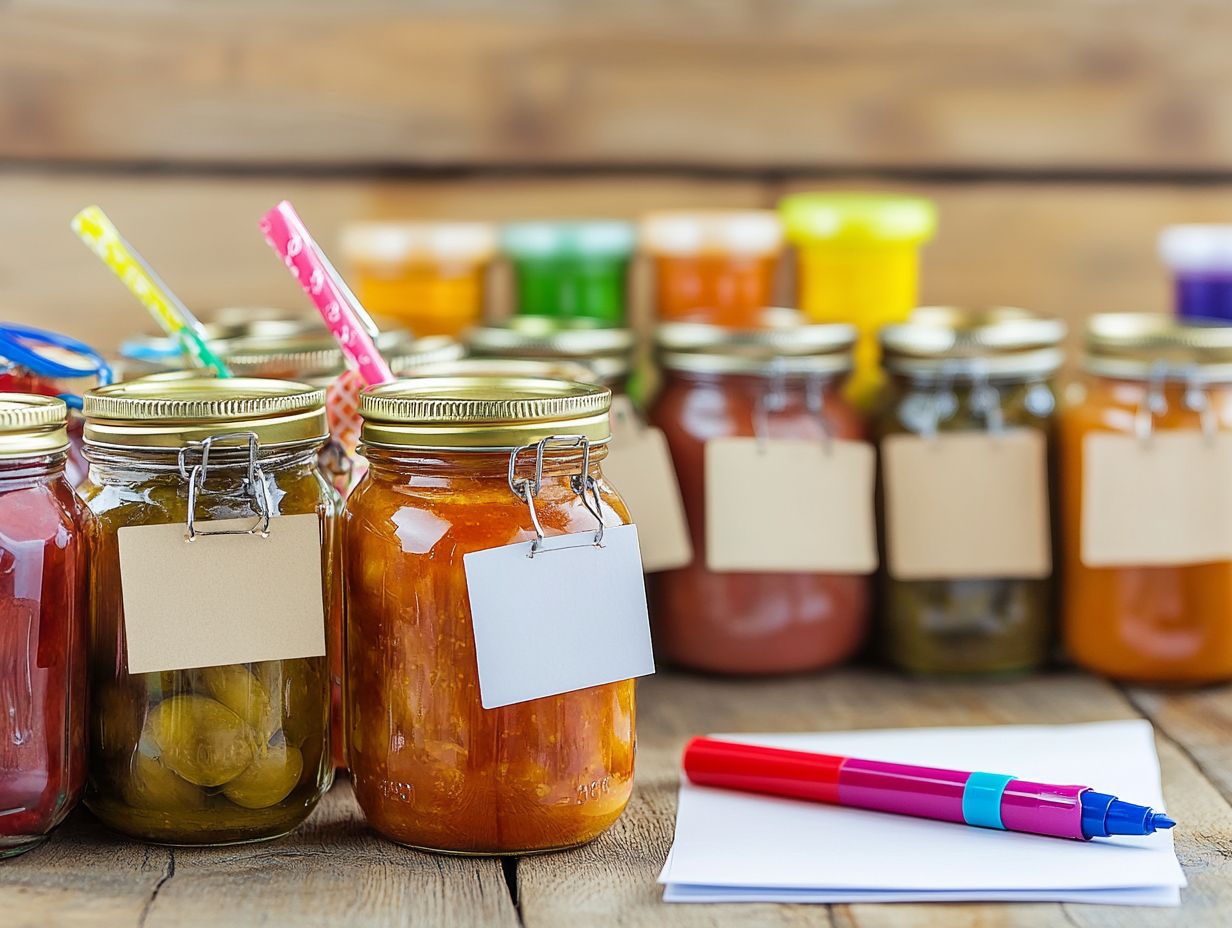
[462,523,655,709]
[117,514,327,675]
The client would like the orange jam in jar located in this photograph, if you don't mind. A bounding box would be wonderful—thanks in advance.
[344,377,637,854]
[340,222,496,337]
[1061,314,1232,683]
[641,210,783,326]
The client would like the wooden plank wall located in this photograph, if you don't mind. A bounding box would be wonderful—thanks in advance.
[1,1,1230,353]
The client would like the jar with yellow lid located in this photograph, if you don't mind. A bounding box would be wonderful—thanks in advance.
[640,210,783,326]
[344,376,636,854]
[0,395,88,856]
[1062,314,1232,683]
[649,311,870,673]
[79,378,337,844]
[779,192,937,405]
[466,317,637,395]
[876,307,1064,676]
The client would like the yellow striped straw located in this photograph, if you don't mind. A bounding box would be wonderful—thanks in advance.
[71,206,230,377]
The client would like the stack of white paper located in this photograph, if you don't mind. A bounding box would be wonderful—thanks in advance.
[660,721,1186,906]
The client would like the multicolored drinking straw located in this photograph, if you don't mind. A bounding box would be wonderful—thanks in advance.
[70,206,230,377]
[258,200,394,386]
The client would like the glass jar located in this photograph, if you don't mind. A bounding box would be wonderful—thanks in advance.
[649,313,870,674]
[1061,314,1232,683]
[339,222,497,337]
[876,307,1065,676]
[79,378,337,844]
[640,210,783,326]
[0,395,88,857]
[502,220,636,324]
[345,376,636,854]
[466,317,636,397]
[1158,225,1232,322]
[779,192,937,406]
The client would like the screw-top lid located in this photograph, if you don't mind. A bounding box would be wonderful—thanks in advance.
[466,316,636,384]
[1085,313,1232,381]
[83,377,328,449]
[1158,225,1232,273]
[656,308,856,376]
[360,376,611,450]
[219,324,460,380]
[880,306,1065,379]
[406,357,600,384]
[779,192,938,245]
[0,394,69,457]
[640,210,783,257]
[502,220,637,260]
[340,221,497,266]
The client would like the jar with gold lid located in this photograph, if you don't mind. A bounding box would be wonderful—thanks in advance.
[1062,313,1232,683]
[344,376,637,854]
[79,378,337,844]
[466,317,637,395]
[876,307,1064,677]
[0,395,89,856]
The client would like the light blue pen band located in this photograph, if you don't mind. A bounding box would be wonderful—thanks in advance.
[962,771,1015,829]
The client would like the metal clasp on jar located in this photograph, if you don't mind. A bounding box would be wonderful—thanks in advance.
[176,431,273,540]
[752,357,833,452]
[1134,362,1217,445]
[913,360,1006,440]
[507,434,606,556]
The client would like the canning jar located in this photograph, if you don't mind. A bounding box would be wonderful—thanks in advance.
[79,378,337,844]
[1061,314,1232,683]
[502,220,636,324]
[1158,225,1232,322]
[649,314,871,674]
[779,192,937,405]
[345,376,637,854]
[0,395,88,857]
[640,210,783,326]
[466,317,636,396]
[876,307,1064,676]
[340,222,497,336]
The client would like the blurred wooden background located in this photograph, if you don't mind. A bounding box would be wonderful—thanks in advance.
[2,0,1231,352]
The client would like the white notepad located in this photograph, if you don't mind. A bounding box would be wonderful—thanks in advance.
[660,721,1185,906]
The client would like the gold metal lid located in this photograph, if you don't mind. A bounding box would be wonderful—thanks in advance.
[656,308,856,376]
[220,326,447,379]
[83,377,328,449]
[880,306,1066,379]
[0,394,69,457]
[405,357,601,384]
[1084,313,1232,381]
[466,317,635,382]
[360,376,611,450]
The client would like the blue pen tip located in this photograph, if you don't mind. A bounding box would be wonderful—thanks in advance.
[1152,814,1176,831]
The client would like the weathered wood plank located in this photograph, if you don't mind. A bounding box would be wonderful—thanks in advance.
[1,782,520,928]
[1125,685,1232,803]
[517,670,1232,927]
[1,2,1229,170]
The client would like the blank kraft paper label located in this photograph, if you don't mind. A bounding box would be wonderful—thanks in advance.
[883,430,1051,580]
[1082,431,1232,566]
[463,523,655,709]
[705,437,877,573]
[118,514,327,674]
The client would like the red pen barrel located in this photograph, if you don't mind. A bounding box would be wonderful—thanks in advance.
[682,737,846,804]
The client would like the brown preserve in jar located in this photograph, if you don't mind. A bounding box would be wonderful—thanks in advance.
[345,377,636,854]
[649,314,870,674]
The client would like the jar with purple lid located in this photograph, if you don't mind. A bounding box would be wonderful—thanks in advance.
[1159,225,1232,321]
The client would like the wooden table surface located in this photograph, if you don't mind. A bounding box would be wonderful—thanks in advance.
[3,670,1229,927]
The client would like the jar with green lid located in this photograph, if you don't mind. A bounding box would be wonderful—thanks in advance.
[875,307,1064,676]
[79,378,338,844]
[502,220,636,324]
[466,317,637,395]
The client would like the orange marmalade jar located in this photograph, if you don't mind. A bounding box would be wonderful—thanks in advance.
[344,377,636,854]
[1062,314,1232,683]
[641,210,783,326]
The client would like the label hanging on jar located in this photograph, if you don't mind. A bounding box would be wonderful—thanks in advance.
[704,437,877,573]
[605,397,693,572]
[463,523,655,709]
[118,514,327,674]
[883,430,1051,580]
[1082,431,1232,566]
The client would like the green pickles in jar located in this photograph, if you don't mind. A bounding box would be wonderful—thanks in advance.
[80,378,335,845]
[875,309,1063,677]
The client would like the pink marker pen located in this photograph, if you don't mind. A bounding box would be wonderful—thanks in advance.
[683,737,1175,841]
